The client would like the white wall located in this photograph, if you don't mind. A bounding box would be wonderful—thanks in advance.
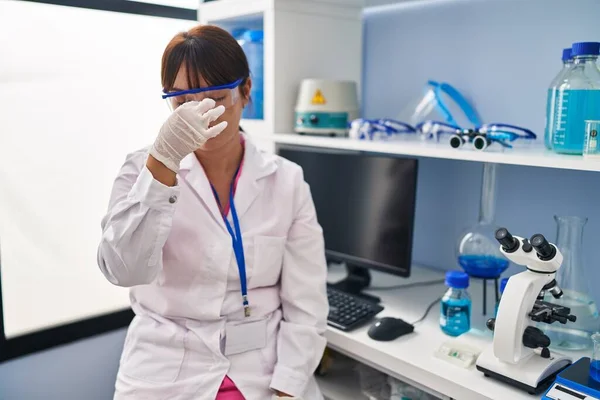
[0,0,194,339]
[0,1,196,397]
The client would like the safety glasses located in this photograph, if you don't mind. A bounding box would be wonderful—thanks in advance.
[416,120,537,151]
[162,78,243,111]
[350,118,417,140]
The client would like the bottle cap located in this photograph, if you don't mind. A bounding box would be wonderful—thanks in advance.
[500,277,510,294]
[562,48,572,62]
[445,271,469,289]
[242,30,264,43]
[571,42,600,57]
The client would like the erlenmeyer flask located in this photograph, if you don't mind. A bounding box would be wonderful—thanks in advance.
[544,216,600,350]
[457,163,509,279]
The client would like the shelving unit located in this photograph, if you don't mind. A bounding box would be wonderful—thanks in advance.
[198,0,364,136]
[269,133,600,172]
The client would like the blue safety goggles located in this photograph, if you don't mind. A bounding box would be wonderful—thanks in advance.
[162,78,244,111]
[349,118,417,140]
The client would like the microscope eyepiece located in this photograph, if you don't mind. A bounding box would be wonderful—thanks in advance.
[530,234,556,261]
[495,228,519,253]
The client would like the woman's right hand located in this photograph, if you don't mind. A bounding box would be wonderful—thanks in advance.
[150,98,228,173]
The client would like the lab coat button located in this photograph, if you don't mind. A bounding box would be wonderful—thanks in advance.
[169,195,177,204]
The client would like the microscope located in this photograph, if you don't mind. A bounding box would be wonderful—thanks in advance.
[475,227,577,394]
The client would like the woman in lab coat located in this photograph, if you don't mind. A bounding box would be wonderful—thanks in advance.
[97,24,328,400]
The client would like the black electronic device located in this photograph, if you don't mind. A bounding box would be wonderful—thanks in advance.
[326,285,384,331]
[277,145,418,331]
[277,145,418,301]
[367,317,414,341]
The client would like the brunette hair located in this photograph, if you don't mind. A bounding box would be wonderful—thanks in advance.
[161,25,250,97]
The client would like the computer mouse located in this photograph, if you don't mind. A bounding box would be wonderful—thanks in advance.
[367,317,414,341]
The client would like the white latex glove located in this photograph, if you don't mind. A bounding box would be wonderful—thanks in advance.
[271,396,302,400]
[150,99,228,172]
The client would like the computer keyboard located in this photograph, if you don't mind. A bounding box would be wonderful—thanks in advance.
[327,285,384,331]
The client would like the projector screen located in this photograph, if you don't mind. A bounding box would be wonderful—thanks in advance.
[0,1,195,339]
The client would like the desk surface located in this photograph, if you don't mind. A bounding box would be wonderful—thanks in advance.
[325,264,589,400]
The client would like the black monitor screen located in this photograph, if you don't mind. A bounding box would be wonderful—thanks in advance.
[277,145,418,277]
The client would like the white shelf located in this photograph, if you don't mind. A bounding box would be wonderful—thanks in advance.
[198,0,269,24]
[269,133,600,172]
[199,0,364,24]
[199,0,363,134]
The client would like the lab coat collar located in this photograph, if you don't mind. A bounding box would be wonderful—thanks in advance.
[178,134,279,229]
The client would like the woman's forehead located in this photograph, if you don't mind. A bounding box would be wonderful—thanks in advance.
[173,64,209,91]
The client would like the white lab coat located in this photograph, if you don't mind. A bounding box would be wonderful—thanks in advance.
[97,135,328,400]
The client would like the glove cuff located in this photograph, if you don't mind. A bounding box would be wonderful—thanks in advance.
[149,145,180,173]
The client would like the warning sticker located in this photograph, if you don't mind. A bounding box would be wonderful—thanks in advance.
[311,89,326,105]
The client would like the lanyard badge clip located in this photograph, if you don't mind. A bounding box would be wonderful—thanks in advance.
[243,296,251,317]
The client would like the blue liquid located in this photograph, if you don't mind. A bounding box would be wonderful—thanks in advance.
[591,360,600,383]
[552,89,600,154]
[440,298,471,337]
[458,255,509,279]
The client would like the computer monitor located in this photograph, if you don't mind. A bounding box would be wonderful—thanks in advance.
[277,145,418,299]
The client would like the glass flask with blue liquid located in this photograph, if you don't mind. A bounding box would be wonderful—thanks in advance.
[552,42,600,154]
[544,48,573,150]
[457,163,509,280]
[440,271,471,337]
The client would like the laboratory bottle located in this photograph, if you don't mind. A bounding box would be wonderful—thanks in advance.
[494,277,509,317]
[440,271,471,337]
[551,42,600,154]
[239,30,264,120]
[544,48,573,150]
[542,216,600,351]
[591,332,600,382]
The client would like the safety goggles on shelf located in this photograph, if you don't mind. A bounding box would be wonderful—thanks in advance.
[162,78,244,111]
[416,120,537,150]
[477,123,537,141]
[350,118,417,140]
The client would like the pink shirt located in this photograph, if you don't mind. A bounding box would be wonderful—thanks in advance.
[217,376,245,400]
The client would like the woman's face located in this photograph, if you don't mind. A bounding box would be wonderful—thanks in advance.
[170,64,251,150]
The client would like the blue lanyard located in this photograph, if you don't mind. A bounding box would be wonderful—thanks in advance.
[211,170,250,318]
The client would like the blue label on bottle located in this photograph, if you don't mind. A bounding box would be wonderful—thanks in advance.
[552,89,600,154]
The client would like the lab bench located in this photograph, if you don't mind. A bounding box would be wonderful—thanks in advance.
[316,264,588,400]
